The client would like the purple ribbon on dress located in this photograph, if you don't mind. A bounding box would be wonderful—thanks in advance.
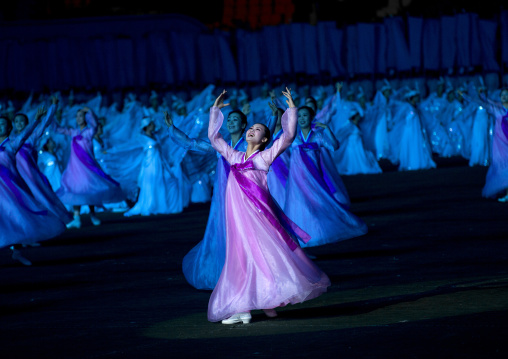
[298,142,337,196]
[501,113,508,140]
[72,135,120,186]
[0,166,48,215]
[18,144,51,188]
[230,154,310,251]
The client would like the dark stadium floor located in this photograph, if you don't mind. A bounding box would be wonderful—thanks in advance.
[1,156,507,359]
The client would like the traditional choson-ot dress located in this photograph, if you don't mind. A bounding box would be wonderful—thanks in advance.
[1,122,66,249]
[55,111,125,206]
[207,106,330,322]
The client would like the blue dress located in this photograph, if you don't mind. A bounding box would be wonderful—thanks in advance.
[1,122,66,249]
[284,129,367,248]
[170,124,248,290]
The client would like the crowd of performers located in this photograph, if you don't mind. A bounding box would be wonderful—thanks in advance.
[1,77,507,324]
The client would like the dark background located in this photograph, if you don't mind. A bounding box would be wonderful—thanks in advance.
[0,0,505,25]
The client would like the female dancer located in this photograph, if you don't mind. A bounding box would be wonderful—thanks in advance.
[1,114,66,265]
[11,98,72,224]
[55,107,125,228]
[123,117,185,216]
[208,89,330,324]
[462,88,508,201]
[389,90,436,171]
[283,106,368,247]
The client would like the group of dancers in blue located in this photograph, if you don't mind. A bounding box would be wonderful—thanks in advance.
[1,78,507,324]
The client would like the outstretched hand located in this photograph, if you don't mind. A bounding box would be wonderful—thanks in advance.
[163,111,173,128]
[281,87,296,108]
[268,101,278,115]
[335,82,343,93]
[213,90,230,109]
[35,106,47,121]
[242,102,251,116]
[314,122,327,129]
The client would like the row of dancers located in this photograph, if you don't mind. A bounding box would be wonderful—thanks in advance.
[1,81,507,323]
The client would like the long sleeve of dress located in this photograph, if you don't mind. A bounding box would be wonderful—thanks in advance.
[208,106,238,163]
[260,107,297,166]
[85,111,98,136]
[30,104,57,141]
[10,118,40,153]
[321,127,340,151]
[168,125,215,154]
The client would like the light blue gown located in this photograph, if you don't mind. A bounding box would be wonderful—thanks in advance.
[284,129,367,248]
[171,125,248,290]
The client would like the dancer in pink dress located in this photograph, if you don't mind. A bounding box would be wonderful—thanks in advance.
[55,107,125,228]
[207,89,330,325]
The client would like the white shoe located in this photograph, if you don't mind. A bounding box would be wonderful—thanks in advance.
[11,248,32,266]
[263,309,278,318]
[66,216,81,229]
[90,215,101,226]
[221,312,251,324]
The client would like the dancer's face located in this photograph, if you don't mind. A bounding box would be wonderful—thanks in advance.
[227,113,245,135]
[76,110,86,127]
[144,122,155,135]
[297,108,312,129]
[500,90,508,104]
[0,118,10,137]
[382,89,392,99]
[410,95,421,105]
[446,91,455,102]
[246,123,268,146]
[14,115,28,132]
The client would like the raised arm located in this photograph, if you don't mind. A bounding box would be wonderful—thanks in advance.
[261,88,298,165]
[165,111,215,154]
[84,107,98,132]
[10,115,42,153]
[208,90,237,162]
[315,122,340,151]
[265,101,279,134]
[31,99,58,140]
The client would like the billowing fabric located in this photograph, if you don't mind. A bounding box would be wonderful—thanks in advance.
[11,105,72,223]
[333,121,382,175]
[37,150,62,191]
[479,99,508,198]
[389,102,436,171]
[207,106,329,322]
[55,111,125,206]
[175,126,248,290]
[284,129,367,248]
[1,125,65,249]
[468,105,492,167]
[124,134,183,216]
